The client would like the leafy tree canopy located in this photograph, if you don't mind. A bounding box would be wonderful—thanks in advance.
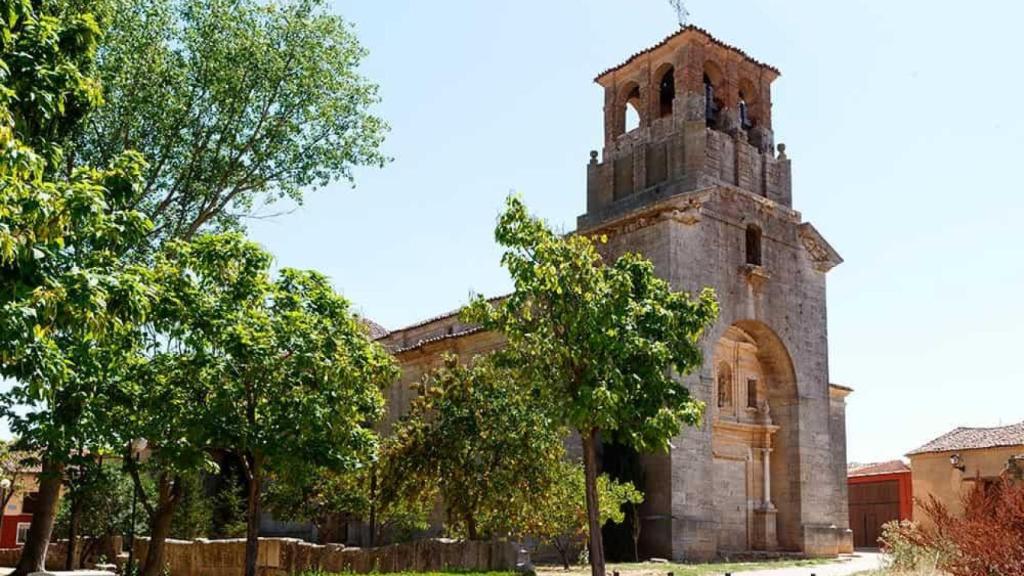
[0,3,151,573]
[0,0,151,455]
[380,354,565,541]
[141,232,397,576]
[75,0,389,244]
[464,195,717,576]
[466,196,718,451]
[524,461,642,569]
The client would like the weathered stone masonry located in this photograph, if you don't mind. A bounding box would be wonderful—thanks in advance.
[370,26,852,561]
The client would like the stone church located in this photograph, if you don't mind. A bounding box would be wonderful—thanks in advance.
[371,26,853,560]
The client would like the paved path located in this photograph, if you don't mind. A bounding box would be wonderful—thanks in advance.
[738,551,882,576]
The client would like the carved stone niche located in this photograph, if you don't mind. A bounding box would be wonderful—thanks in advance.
[740,263,771,290]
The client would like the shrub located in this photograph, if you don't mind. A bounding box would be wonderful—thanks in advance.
[915,478,1024,576]
[878,520,944,573]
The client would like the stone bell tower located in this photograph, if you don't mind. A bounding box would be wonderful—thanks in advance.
[578,27,853,560]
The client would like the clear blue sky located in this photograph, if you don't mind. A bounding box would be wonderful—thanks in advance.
[6,1,1024,465]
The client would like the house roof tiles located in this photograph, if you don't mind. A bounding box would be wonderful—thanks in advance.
[848,460,910,478]
[907,422,1024,456]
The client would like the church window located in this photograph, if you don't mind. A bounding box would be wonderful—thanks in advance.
[745,225,762,266]
[717,362,733,408]
[747,378,759,408]
[739,93,752,130]
[624,85,641,132]
[704,74,718,126]
[658,67,675,118]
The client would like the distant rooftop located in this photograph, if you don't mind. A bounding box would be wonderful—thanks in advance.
[848,460,910,478]
[907,421,1024,456]
[359,317,390,340]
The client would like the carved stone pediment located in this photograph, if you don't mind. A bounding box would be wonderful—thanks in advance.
[798,222,843,273]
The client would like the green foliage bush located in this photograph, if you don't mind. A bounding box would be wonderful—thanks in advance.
[879,520,925,572]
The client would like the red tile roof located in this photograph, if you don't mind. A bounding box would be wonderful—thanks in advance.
[848,460,910,478]
[594,25,781,83]
[382,295,507,339]
[391,326,485,355]
[907,422,1024,456]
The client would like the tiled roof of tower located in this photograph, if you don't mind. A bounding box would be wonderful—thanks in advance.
[907,422,1024,455]
[594,25,781,83]
[848,460,910,478]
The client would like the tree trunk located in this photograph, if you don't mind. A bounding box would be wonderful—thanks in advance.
[581,428,606,576]
[368,465,377,547]
[464,512,478,541]
[244,455,262,576]
[140,473,183,576]
[65,490,82,570]
[12,458,64,576]
[554,537,571,570]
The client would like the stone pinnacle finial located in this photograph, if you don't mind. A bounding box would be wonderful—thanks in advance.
[668,0,690,28]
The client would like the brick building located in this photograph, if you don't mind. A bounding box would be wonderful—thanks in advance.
[372,26,852,560]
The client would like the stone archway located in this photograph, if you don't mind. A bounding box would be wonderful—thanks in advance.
[710,321,801,552]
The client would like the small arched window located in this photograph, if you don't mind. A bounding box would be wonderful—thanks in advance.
[703,74,721,127]
[717,363,733,408]
[745,225,762,266]
[624,85,641,133]
[658,67,675,118]
[739,92,752,130]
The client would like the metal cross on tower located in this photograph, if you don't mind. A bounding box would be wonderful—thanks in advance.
[668,0,690,28]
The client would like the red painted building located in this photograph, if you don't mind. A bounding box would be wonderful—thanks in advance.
[847,460,913,548]
[0,513,33,549]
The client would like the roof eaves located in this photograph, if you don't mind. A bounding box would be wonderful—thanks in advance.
[390,326,485,355]
[594,25,781,84]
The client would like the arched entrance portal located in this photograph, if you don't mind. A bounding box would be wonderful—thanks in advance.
[711,322,801,552]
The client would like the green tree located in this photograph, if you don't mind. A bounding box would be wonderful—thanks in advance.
[265,463,431,545]
[265,466,370,544]
[138,233,397,576]
[0,1,151,573]
[75,0,388,244]
[380,354,565,541]
[523,461,642,570]
[464,195,718,576]
[54,459,136,569]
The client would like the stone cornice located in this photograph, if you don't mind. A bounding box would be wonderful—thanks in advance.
[798,223,844,273]
[579,185,800,240]
[829,383,853,398]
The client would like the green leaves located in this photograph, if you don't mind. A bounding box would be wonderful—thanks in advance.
[76,0,389,245]
[467,194,718,453]
[380,354,565,540]
[137,232,396,480]
[0,0,152,459]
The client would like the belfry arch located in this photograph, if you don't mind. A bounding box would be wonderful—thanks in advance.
[711,321,802,552]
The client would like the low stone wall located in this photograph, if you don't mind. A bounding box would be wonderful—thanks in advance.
[0,536,122,570]
[132,537,529,576]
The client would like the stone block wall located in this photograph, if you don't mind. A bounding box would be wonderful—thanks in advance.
[127,537,526,576]
[0,537,122,571]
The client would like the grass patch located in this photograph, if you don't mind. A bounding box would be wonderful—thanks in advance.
[537,558,832,576]
[301,572,517,576]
